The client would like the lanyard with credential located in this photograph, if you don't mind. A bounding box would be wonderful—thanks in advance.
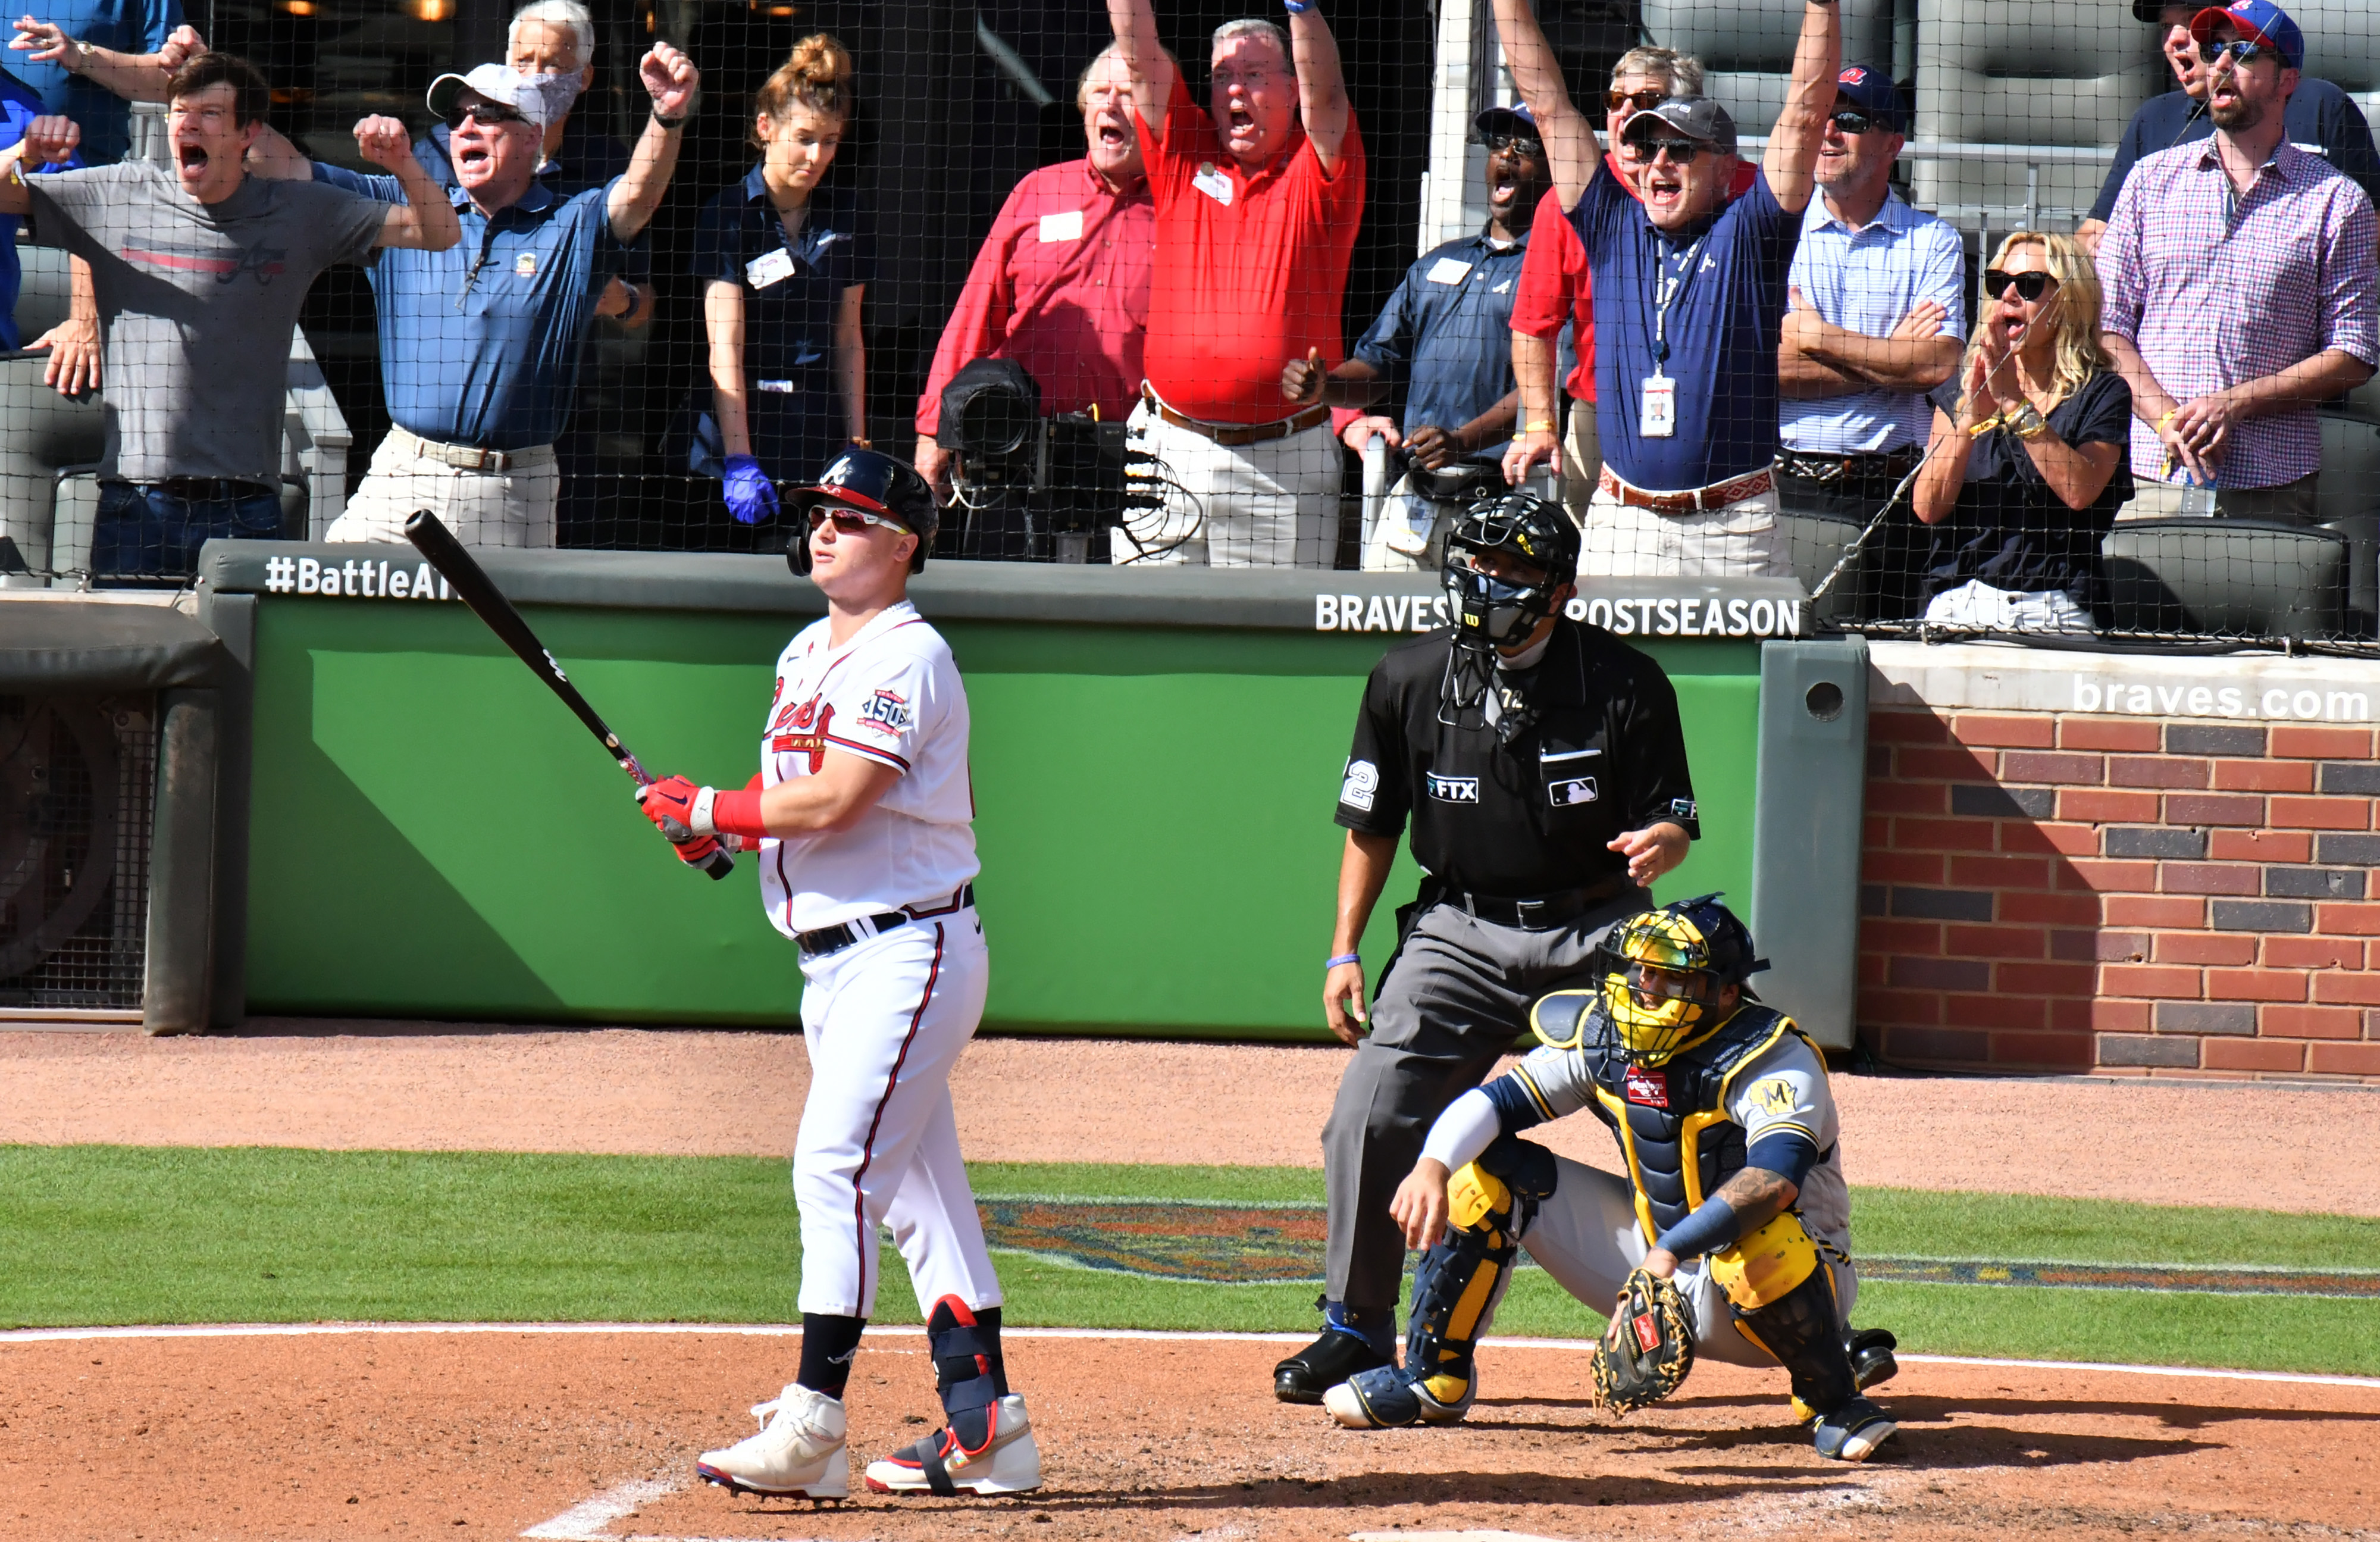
[1641,230,1708,439]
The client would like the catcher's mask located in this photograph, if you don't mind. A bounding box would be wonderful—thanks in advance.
[787,447,940,577]
[1441,490,1580,650]
[1595,893,1768,1066]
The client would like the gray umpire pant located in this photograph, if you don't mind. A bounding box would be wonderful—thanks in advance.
[1321,887,1647,1311]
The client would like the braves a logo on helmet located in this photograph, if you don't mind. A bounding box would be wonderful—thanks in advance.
[1623,1066,1670,1109]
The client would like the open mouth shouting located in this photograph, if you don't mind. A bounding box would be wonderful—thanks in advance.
[1487,154,1524,211]
[1223,98,1258,151]
[176,141,209,176]
[1639,160,1686,218]
[455,140,494,175]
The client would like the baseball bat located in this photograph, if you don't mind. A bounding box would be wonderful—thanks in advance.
[403,509,735,881]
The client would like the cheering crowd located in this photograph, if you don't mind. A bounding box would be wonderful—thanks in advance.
[1,0,2374,631]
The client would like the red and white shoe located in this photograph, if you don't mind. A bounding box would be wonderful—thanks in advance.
[862,1393,1041,1495]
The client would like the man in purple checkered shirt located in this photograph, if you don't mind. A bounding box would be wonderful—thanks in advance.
[2099,0,2378,524]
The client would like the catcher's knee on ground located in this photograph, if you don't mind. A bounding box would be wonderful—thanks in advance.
[1326,1138,1556,1430]
[1711,1210,1860,1422]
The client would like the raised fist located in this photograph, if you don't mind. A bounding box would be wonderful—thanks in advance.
[640,42,697,120]
[352,115,415,173]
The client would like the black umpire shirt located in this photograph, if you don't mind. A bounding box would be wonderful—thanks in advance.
[1335,620,1699,898]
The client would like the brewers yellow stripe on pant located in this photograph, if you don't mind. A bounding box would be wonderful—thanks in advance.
[793,912,1003,1319]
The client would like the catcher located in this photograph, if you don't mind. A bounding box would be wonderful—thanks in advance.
[1323,893,1900,1463]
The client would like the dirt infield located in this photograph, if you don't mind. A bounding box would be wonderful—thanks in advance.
[4,1027,2377,1213]
[3,1327,2375,1542]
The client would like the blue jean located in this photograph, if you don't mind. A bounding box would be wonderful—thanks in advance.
[94,480,286,584]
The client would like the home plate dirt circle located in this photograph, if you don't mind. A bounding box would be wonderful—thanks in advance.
[3,1326,2375,1542]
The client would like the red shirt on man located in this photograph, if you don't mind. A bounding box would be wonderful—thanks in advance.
[1510,154,1759,402]
[1135,75,1366,424]
[917,158,1155,437]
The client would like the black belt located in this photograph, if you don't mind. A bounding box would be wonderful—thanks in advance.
[115,477,277,502]
[796,883,975,958]
[1434,873,1630,930]
[1777,446,1922,487]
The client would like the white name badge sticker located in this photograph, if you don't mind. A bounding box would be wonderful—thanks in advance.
[1425,257,1472,286]
[1640,372,1677,439]
[1038,209,1084,243]
[745,248,796,290]
[1192,162,1234,206]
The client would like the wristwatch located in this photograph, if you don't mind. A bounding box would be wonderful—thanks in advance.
[71,38,96,71]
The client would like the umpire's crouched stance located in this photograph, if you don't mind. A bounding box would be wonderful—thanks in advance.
[1276,492,1698,1403]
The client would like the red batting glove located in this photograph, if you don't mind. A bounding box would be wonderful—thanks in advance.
[668,831,728,868]
[635,774,703,842]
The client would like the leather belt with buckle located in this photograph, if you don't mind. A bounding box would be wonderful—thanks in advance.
[1438,873,1629,930]
[796,883,976,958]
[1777,446,1923,486]
[1144,387,1330,448]
[397,426,553,474]
[1598,464,1775,514]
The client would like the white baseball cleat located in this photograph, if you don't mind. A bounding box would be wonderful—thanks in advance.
[696,1383,850,1499]
[863,1393,1042,1495]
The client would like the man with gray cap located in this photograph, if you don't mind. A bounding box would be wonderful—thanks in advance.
[253,42,697,547]
[1493,0,1840,578]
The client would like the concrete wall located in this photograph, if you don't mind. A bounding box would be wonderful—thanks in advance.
[1856,643,2380,1083]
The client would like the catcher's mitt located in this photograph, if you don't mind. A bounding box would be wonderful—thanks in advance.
[1591,1267,1696,1413]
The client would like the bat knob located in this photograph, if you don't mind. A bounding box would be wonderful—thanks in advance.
[699,847,736,880]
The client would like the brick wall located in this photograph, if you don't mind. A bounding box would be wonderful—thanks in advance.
[1858,709,2380,1081]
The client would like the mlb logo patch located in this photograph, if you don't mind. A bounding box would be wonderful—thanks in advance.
[1548,776,1598,807]
[1624,1066,1670,1109]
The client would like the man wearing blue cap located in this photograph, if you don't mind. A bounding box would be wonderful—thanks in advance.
[2099,0,2378,524]
[1281,101,1553,569]
[2077,0,2377,255]
[1776,64,1964,618]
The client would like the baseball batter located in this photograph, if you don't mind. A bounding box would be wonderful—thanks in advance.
[1326,893,1900,1462]
[638,447,1039,1500]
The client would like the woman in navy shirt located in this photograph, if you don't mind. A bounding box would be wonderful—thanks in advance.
[691,35,872,524]
[1912,232,2133,633]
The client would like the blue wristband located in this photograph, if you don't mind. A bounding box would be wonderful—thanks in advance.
[1326,952,1361,969]
[1652,1193,1745,1265]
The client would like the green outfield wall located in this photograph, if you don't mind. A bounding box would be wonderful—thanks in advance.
[203,549,1800,1039]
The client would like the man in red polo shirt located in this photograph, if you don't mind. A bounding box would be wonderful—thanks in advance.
[1106,0,1364,567]
[915,43,1155,537]
[1502,38,1758,524]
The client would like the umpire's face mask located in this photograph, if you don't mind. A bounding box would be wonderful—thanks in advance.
[1445,546,1557,649]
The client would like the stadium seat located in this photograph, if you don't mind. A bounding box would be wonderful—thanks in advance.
[1911,0,2159,228]
[2102,518,2350,640]
[1641,0,1894,136]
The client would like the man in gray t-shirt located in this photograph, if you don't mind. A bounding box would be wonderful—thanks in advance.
[0,51,456,581]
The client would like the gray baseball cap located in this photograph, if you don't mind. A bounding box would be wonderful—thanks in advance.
[1623,95,1739,156]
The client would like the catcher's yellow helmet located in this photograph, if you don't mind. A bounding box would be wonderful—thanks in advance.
[1596,894,1766,1066]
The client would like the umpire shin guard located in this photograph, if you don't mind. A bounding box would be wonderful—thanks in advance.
[1325,1158,1533,1430]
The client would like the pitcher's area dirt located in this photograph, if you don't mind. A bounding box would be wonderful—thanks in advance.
[4,1329,2375,1542]
[3,1025,2376,1212]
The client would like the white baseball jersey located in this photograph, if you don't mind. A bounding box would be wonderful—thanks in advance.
[757,601,979,934]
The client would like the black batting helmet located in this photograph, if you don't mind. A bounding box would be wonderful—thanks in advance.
[787,447,941,576]
[1442,490,1580,647]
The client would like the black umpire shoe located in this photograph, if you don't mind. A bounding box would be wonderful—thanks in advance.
[1274,1329,1393,1405]
[1846,1327,1899,1391]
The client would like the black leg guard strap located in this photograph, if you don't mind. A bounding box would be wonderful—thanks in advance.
[1400,1155,1541,1414]
[1475,1132,1559,1203]
[926,1296,1004,1452]
[1733,1265,1859,1421]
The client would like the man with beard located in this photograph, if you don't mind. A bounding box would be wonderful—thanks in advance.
[914,43,1154,548]
[2099,0,2377,524]
[1281,101,1552,571]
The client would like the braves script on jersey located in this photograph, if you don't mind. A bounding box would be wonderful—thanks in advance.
[759,601,980,934]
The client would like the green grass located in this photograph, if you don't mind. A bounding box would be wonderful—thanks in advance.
[2,1145,2375,1376]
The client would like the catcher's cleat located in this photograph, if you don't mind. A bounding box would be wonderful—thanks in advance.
[696,1382,849,1499]
[1273,1327,1393,1405]
[1811,1396,1897,1462]
[1846,1327,1899,1392]
[862,1393,1041,1495]
[1323,1362,1473,1430]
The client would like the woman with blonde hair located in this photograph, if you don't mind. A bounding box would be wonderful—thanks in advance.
[1910,231,2134,632]
[687,35,870,532]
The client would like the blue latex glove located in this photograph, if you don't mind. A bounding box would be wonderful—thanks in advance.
[722,455,780,525]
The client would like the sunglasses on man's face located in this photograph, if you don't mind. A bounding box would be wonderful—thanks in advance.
[1629,135,1705,166]
[2204,39,2272,65]
[446,99,528,131]
[1606,87,1669,114]
[1828,108,1888,135]
[807,505,906,537]
[1983,268,2056,302]
[1483,131,1545,158]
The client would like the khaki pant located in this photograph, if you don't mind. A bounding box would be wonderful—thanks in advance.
[2121,471,2320,526]
[327,426,561,548]
[1558,398,1601,529]
[1114,397,1337,567]
[1583,476,1793,579]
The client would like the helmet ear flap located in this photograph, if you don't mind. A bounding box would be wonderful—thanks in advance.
[785,520,814,577]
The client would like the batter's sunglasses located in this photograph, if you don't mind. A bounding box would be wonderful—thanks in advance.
[1983,268,2057,302]
[806,505,907,536]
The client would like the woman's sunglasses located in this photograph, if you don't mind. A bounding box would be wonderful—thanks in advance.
[1983,268,2056,302]
[806,505,906,536]
[1605,87,1669,114]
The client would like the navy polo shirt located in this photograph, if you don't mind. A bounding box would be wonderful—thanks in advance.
[2090,80,2380,223]
[315,162,627,451]
[691,167,872,393]
[1352,228,1530,458]
[417,118,652,283]
[1573,160,1799,493]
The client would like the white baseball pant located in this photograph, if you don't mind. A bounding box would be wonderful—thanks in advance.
[793,911,1004,1319]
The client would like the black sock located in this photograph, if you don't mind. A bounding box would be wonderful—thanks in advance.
[796,1312,866,1399]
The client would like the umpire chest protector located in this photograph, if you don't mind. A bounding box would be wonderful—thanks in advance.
[1543,998,1813,1243]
